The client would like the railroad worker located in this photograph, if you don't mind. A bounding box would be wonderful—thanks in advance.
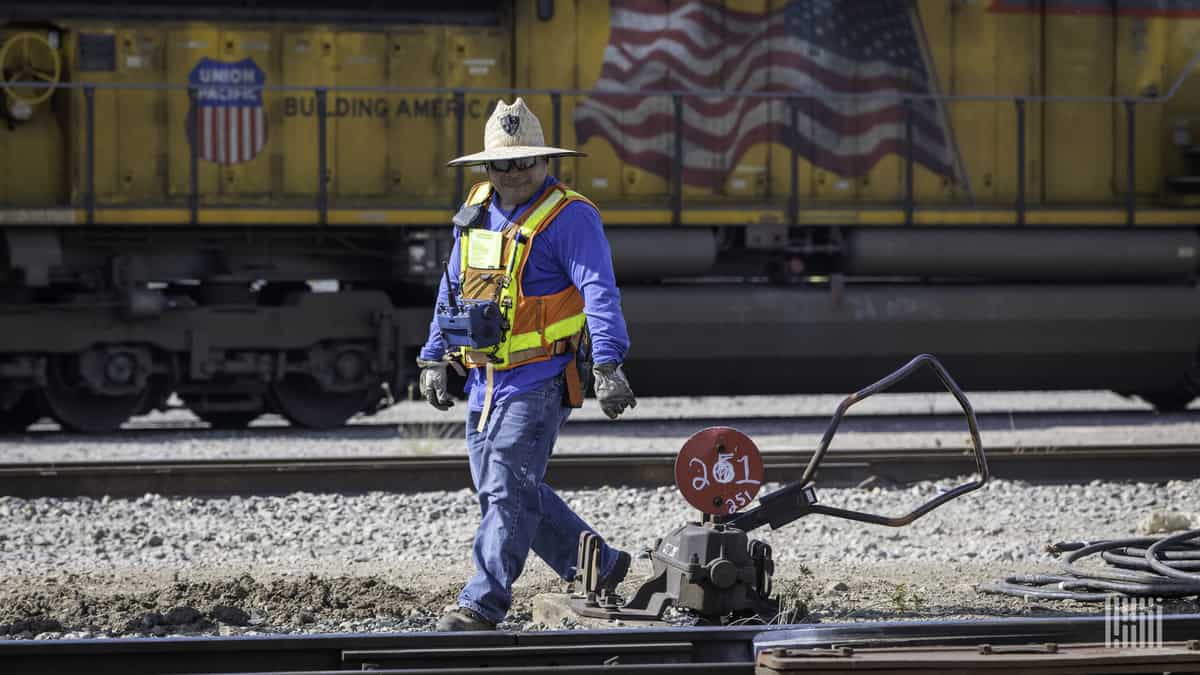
[417,97,637,632]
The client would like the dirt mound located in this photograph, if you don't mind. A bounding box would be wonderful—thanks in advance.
[0,573,428,636]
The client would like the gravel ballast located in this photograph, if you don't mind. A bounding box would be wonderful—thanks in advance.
[4,391,1199,639]
[2,477,1199,639]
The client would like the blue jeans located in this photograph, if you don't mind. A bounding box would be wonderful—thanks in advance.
[459,375,623,624]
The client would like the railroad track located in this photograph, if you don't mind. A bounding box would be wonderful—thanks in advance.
[3,442,1199,498]
[3,614,1200,674]
[10,407,1196,440]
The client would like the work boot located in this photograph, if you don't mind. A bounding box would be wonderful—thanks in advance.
[598,550,632,593]
[435,606,496,632]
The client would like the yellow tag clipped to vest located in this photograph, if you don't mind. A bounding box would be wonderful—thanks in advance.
[467,229,503,269]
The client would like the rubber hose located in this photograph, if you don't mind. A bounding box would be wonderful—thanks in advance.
[979,529,1200,601]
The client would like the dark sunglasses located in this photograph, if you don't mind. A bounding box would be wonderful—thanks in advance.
[487,157,540,173]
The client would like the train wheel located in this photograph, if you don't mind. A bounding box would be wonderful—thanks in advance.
[268,374,374,430]
[40,355,147,433]
[0,391,43,433]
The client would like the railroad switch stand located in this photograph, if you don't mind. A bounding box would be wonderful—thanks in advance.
[570,353,991,625]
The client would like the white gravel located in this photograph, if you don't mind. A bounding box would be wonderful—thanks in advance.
[2,391,1199,640]
[2,477,1198,638]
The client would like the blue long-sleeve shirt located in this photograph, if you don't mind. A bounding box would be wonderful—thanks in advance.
[420,176,631,411]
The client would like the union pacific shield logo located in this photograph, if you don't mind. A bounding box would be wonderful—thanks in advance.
[187,57,268,166]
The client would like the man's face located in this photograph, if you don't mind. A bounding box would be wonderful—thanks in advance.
[487,157,548,208]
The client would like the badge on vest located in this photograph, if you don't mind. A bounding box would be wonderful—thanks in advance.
[467,229,503,269]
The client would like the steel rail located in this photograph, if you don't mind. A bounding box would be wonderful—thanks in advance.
[3,614,1200,675]
[2,443,1199,499]
[13,407,1192,439]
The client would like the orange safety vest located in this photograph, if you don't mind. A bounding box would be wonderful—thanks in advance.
[454,181,594,426]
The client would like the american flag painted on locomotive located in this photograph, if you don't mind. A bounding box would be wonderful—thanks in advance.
[574,0,957,190]
[187,58,268,166]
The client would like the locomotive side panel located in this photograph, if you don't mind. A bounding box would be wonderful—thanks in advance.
[9,3,1200,215]
[0,26,68,207]
[509,0,1200,211]
[25,20,515,211]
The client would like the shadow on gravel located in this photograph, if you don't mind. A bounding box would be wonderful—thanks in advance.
[10,409,1199,445]
[9,425,407,446]
[554,410,1200,441]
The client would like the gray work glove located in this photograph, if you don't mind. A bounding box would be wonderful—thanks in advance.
[593,362,636,420]
[417,359,454,411]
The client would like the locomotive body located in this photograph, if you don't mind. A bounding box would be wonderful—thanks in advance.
[3,0,1200,432]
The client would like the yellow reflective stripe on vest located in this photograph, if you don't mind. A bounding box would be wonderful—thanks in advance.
[507,313,586,353]
[459,182,494,276]
[517,190,566,239]
[495,189,567,354]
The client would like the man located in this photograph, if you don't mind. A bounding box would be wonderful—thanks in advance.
[417,98,638,631]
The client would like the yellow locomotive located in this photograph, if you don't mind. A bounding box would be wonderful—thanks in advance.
[2,0,1199,432]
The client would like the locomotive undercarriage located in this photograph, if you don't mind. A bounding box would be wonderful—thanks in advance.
[0,296,429,432]
[0,227,433,432]
[0,299,426,433]
[4,224,1200,432]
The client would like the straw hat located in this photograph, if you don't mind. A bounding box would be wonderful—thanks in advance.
[446,97,585,166]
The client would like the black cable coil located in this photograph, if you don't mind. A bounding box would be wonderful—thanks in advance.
[980,528,1200,602]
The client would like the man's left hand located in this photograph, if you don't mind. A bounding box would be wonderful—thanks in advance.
[593,362,636,420]
[417,359,455,411]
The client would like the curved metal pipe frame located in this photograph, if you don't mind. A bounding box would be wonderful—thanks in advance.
[726,354,988,533]
[803,353,989,527]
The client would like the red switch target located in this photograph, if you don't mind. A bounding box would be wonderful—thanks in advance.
[674,427,765,516]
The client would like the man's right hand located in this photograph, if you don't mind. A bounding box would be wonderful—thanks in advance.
[417,359,455,410]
